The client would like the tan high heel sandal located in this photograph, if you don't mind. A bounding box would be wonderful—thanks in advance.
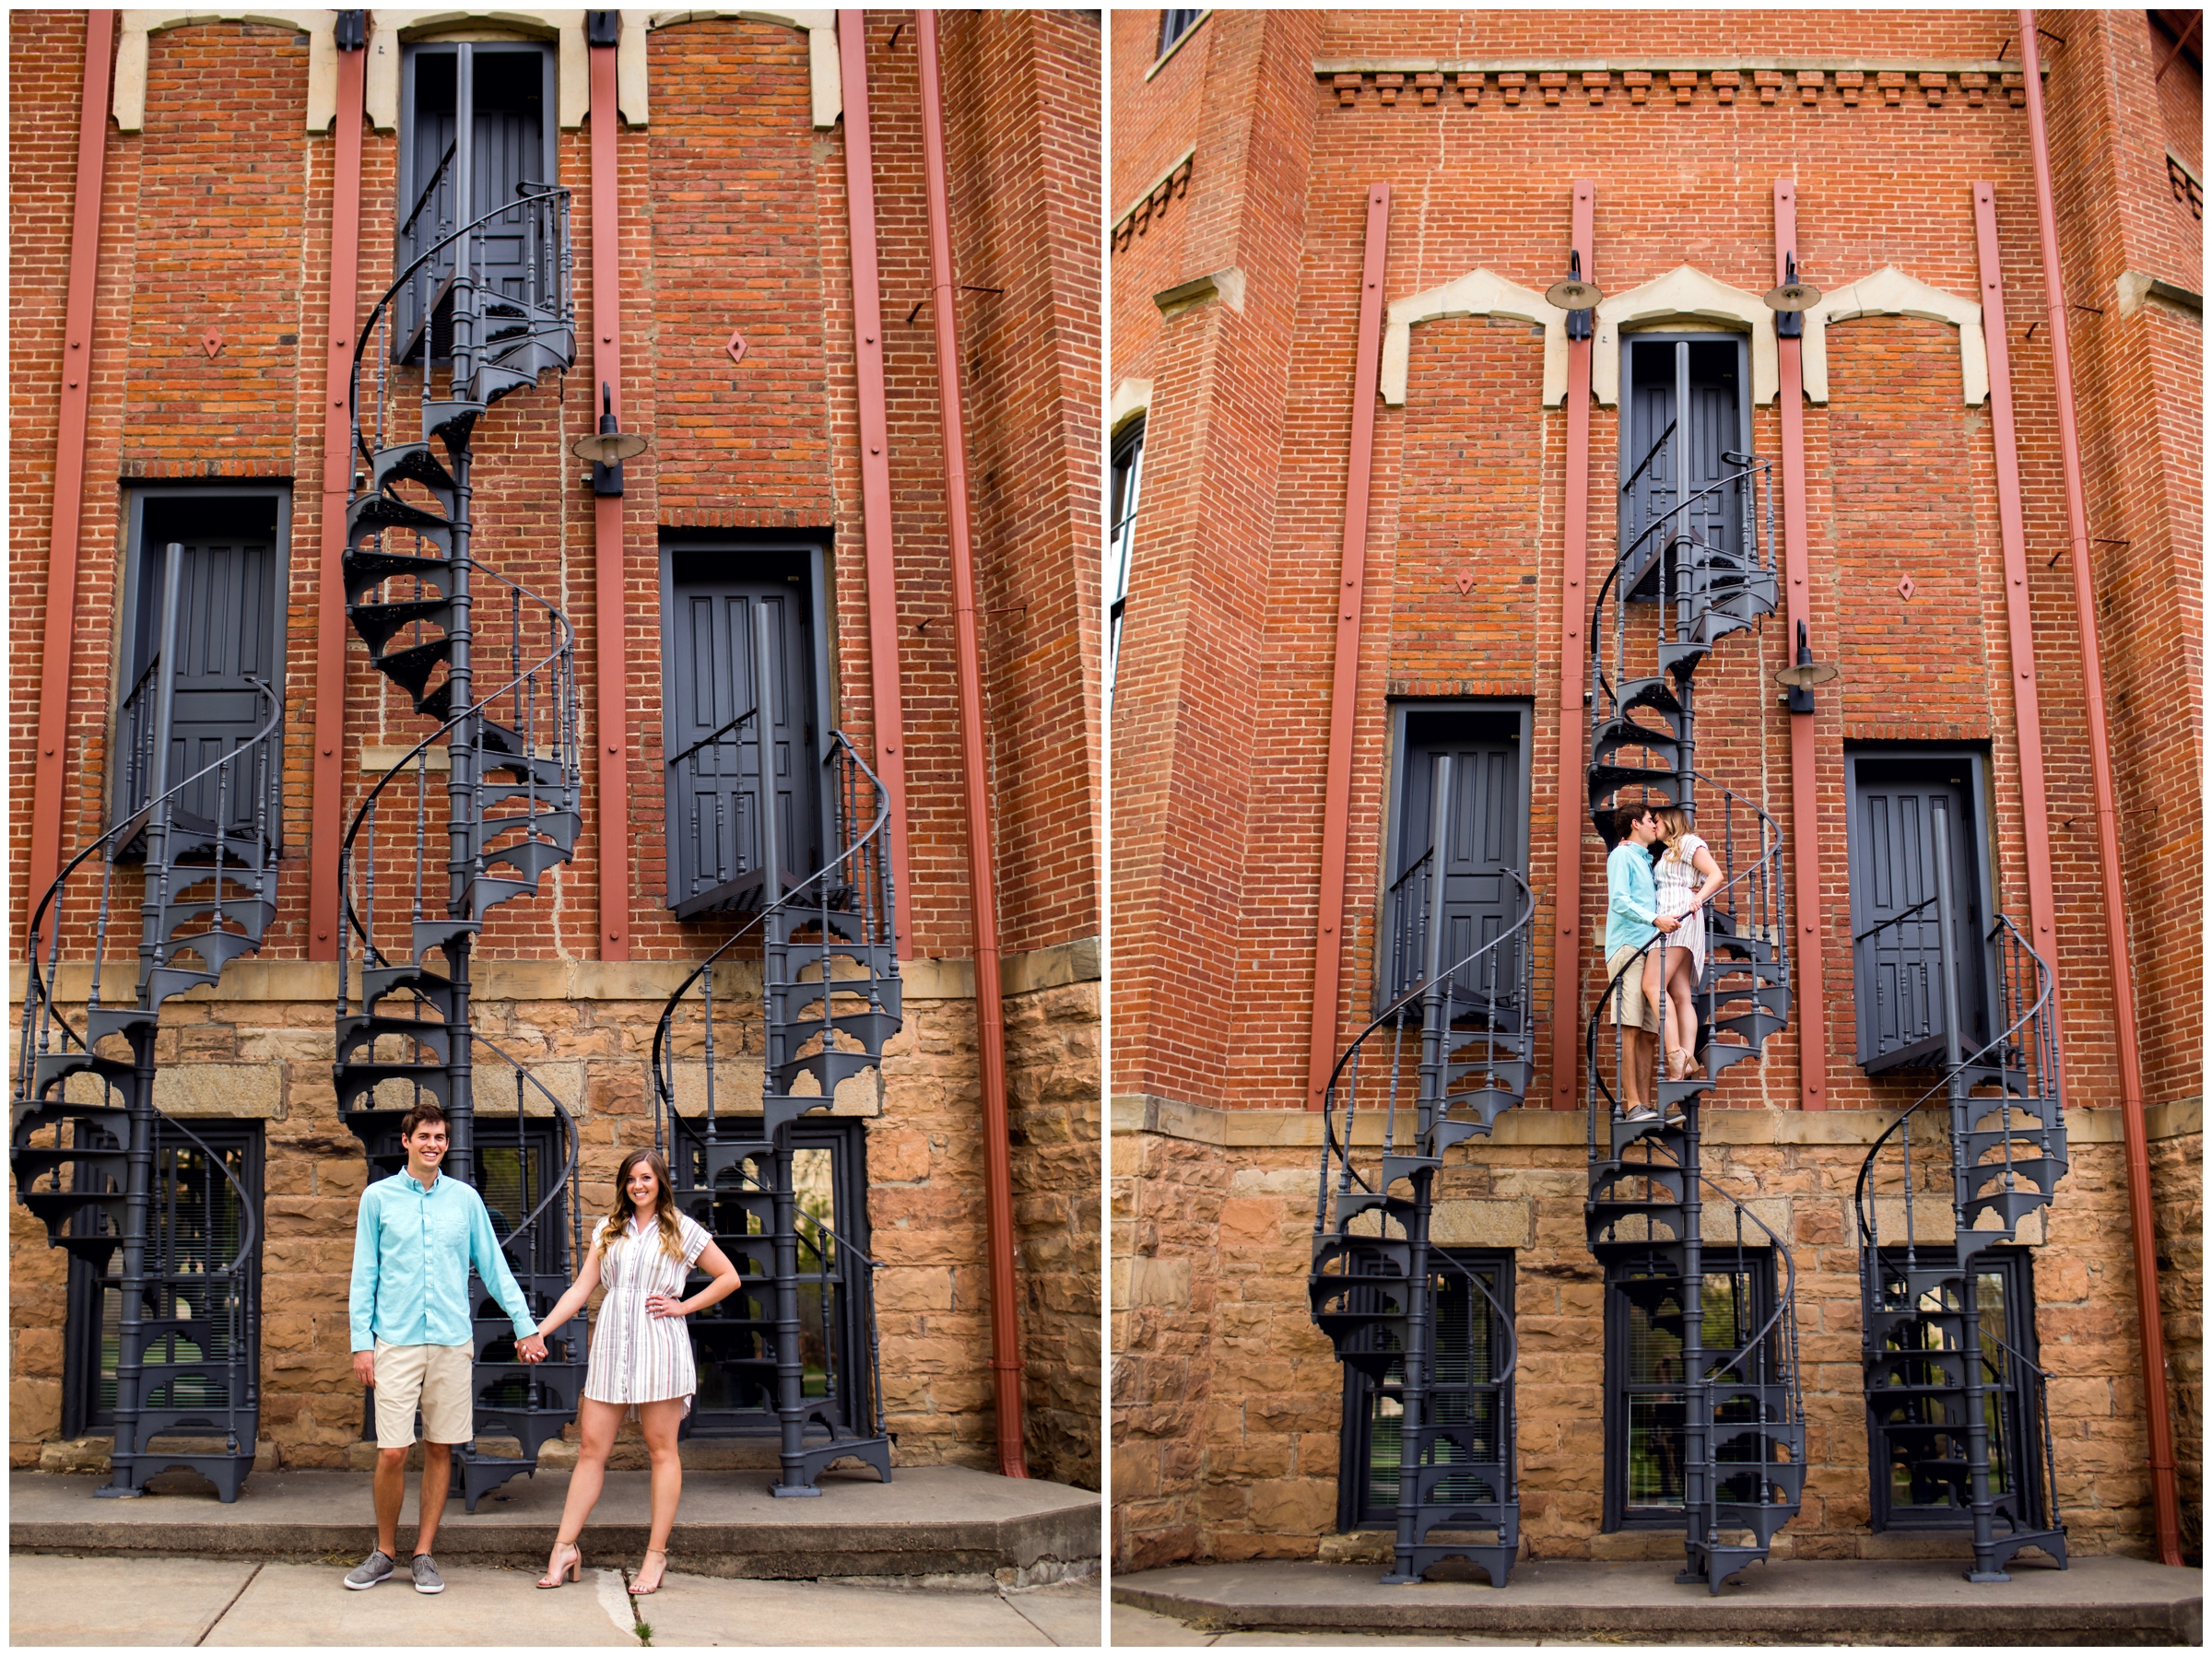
[629,1548,668,1596]
[536,1540,582,1589]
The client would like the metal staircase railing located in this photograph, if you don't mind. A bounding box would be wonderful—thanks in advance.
[1308,759,1535,1587]
[651,729,900,1496]
[1582,451,1801,1593]
[330,172,580,1507]
[11,573,283,1501]
[1853,898,2068,1580]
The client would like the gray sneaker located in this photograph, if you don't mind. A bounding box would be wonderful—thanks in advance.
[411,1554,445,1595]
[344,1549,394,1590]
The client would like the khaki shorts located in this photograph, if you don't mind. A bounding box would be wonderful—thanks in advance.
[1605,945,1660,1033]
[373,1340,474,1449]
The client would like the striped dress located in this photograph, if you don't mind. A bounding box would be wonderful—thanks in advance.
[582,1210,712,1414]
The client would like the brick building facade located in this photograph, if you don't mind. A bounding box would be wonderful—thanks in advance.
[1110,8,2198,1576]
[12,8,1100,1495]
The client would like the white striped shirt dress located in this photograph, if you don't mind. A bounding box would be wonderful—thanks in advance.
[583,1211,713,1415]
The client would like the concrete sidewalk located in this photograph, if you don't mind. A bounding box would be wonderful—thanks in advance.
[11,1463,1099,1586]
[9,1553,1103,1647]
[1112,1556,2202,1645]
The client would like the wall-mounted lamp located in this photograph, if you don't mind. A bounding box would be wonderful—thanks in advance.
[1764,253,1821,340]
[570,382,649,496]
[1547,251,1603,342]
[1773,618,1840,713]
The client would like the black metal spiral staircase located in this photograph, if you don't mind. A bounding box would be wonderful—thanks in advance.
[331,161,590,1509]
[1853,851,2069,1580]
[652,721,900,1496]
[1582,453,1805,1592]
[12,544,283,1501]
[1308,762,1536,1587]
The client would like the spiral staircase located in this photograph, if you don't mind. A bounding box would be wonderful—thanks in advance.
[1307,765,1536,1586]
[1853,866,2069,1580]
[330,164,591,1509]
[651,725,900,1495]
[12,590,282,1500]
[1582,453,1805,1592]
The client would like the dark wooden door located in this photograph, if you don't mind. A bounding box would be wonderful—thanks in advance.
[664,570,821,915]
[1396,719,1523,1007]
[1620,336,1746,599]
[124,502,282,840]
[401,45,547,346]
[1849,758,1990,1071]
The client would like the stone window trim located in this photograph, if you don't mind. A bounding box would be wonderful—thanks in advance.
[115,8,840,135]
[1381,262,1987,411]
[1145,8,1207,82]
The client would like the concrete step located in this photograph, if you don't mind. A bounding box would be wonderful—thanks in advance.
[1111,1557,2200,1645]
[11,1465,1100,1589]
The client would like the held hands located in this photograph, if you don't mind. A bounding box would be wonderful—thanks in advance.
[353,1350,377,1389]
[515,1333,548,1364]
[645,1293,688,1320]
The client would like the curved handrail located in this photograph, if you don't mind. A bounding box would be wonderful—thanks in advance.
[468,1028,585,1260]
[347,184,571,467]
[1850,914,2056,1253]
[1591,458,1772,624]
[1687,1167,1799,1400]
[18,678,284,1077]
[143,1104,263,1446]
[648,731,895,1141]
[1316,868,1537,1180]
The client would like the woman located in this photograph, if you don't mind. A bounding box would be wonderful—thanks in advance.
[1641,806,1725,1081]
[527,1148,742,1596]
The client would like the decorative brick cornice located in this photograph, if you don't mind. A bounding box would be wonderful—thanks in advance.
[1113,146,1194,253]
[1316,58,2041,112]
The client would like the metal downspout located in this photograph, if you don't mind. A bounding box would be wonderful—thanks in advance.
[916,9,1027,1479]
[1547,182,1594,1107]
[590,22,630,959]
[837,9,913,958]
[1305,183,1391,1110]
[311,19,368,958]
[2017,9,2182,1568]
[1772,181,1829,1109]
[28,10,117,915]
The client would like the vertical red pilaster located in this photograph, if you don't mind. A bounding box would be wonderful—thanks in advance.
[27,11,118,921]
[590,33,629,960]
[1547,182,1594,1107]
[310,32,368,959]
[1773,180,1827,1109]
[1969,181,2061,1038]
[838,10,912,958]
[1305,182,1392,1109]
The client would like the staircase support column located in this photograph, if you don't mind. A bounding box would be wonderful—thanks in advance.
[1675,1109,1710,1584]
[769,1145,817,1497]
[1383,1166,1436,1583]
[98,1028,159,1498]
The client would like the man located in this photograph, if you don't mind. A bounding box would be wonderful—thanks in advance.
[346,1101,542,1593]
[1604,803,1680,1123]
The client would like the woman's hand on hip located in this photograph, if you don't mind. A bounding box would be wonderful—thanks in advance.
[645,1293,687,1319]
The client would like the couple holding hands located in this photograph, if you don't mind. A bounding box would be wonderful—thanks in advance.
[344,1102,742,1598]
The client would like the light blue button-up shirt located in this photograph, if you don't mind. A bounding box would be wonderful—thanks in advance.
[349,1169,538,1352]
[1604,840,1661,956]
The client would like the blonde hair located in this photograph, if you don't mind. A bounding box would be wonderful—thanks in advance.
[597,1148,685,1260]
[1655,806,1695,862]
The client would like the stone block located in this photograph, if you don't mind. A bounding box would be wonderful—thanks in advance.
[1115,1256,1191,1310]
[1243,1476,1335,1534]
[150,1063,279,1116]
[1429,1197,1530,1248]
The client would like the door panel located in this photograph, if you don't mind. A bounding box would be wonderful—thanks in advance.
[122,502,282,840]
[1849,758,1990,1070]
[1620,336,1746,601]
[665,569,821,914]
[1394,716,1524,1006]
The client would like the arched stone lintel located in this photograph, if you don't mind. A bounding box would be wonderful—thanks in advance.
[1594,265,1777,406]
[647,10,841,129]
[1111,377,1153,437]
[116,11,335,132]
[364,12,588,133]
[1380,269,1567,408]
[1803,264,1987,406]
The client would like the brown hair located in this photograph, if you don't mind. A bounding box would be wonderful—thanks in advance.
[597,1148,685,1260]
[1655,806,1694,862]
[398,1100,447,1139]
[1612,801,1657,841]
